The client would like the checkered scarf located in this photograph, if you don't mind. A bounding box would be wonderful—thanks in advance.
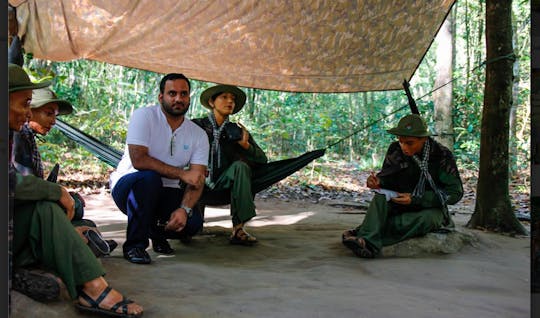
[19,123,44,178]
[207,112,229,185]
[411,138,450,225]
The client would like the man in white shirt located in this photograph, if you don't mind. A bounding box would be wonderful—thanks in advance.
[110,73,209,264]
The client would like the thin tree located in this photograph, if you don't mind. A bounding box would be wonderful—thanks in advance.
[467,0,527,234]
[433,13,455,150]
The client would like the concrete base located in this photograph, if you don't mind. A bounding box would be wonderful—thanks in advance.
[382,228,479,257]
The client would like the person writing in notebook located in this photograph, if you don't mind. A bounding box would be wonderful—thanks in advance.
[341,114,463,258]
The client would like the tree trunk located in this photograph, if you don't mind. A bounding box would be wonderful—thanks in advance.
[348,94,355,161]
[433,14,455,150]
[508,9,520,175]
[467,0,526,234]
[464,0,471,95]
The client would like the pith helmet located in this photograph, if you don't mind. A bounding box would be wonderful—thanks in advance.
[9,63,50,93]
[200,84,246,114]
[30,88,73,115]
[387,114,432,137]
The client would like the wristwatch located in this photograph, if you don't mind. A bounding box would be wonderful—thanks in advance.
[181,205,193,218]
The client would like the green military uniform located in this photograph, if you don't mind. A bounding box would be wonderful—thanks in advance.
[348,114,463,257]
[355,138,463,255]
[13,173,105,299]
[192,116,268,225]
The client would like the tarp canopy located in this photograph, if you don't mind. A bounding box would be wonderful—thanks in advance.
[10,0,455,93]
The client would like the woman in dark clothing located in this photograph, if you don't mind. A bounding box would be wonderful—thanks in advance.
[193,85,267,245]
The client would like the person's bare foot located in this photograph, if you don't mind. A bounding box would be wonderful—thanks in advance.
[341,229,357,241]
[342,236,374,258]
[78,277,143,316]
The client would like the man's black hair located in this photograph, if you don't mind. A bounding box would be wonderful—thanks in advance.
[159,73,191,93]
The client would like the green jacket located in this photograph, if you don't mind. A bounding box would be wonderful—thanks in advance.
[377,138,463,210]
[14,173,62,204]
[192,117,267,182]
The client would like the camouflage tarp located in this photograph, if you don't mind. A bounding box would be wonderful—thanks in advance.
[10,0,455,93]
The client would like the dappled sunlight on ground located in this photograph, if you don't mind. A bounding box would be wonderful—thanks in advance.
[204,206,316,228]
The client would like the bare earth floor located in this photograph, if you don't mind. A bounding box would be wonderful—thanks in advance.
[11,193,530,318]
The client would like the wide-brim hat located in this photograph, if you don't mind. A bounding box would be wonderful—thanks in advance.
[30,88,73,115]
[387,114,432,137]
[9,63,50,93]
[200,84,246,114]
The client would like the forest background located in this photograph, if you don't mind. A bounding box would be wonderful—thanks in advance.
[22,1,531,211]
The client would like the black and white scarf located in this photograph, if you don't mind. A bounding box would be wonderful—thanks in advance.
[411,138,451,226]
[207,112,229,185]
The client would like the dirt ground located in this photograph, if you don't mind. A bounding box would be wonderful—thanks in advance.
[11,192,531,318]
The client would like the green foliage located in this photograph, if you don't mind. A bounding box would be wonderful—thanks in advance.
[21,1,530,180]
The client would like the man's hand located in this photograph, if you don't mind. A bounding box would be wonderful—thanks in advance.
[179,169,205,187]
[59,186,75,220]
[165,208,188,232]
[391,193,412,205]
[366,172,380,189]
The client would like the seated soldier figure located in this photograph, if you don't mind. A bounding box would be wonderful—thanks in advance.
[342,114,464,258]
[12,87,117,258]
[9,63,143,317]
[193,85,268,245]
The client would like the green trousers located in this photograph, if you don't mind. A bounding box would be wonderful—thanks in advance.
[213,161,256,225]
[355,193,444,255]
[13,200,105,299]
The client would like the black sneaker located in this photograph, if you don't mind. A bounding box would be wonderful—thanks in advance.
[152,239,174,254]
[106,240,118,254]
[123,247,151,264]
[12,268,64,302]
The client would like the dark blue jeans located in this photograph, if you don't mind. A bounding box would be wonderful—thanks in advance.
[111,170,203,252]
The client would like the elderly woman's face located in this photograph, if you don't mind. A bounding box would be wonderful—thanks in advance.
[9,90,32,131]
[210,92,236,117]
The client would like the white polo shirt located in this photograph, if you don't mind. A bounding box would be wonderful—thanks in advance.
[110,105,209,189]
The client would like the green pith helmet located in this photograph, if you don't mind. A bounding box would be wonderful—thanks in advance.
[387,114,432,137]
[200,84,246,114]
[9,63,50,93]
[30,88,73,115]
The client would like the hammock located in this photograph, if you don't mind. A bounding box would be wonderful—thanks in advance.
[54,119,326,206]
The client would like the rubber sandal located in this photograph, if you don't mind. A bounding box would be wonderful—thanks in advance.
[84,229,111,257]
[76,286,142,317]
[229,227,257,246]
[342,237,374,258]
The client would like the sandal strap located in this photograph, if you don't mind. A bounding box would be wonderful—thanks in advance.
[231,227,257,242]
[343,236,367,249]
[79,286,112,308]
[110,296,133,314]
[235,227,256,240]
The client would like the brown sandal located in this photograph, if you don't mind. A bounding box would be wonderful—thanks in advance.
[342,236,374,258]
[230,227,258,246]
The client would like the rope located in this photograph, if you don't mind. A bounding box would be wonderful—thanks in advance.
[325,53,517,149]
[326,104,408,149]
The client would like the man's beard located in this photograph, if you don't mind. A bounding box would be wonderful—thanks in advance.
[161,100,189,117]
